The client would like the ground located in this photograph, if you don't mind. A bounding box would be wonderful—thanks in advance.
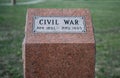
[0,0,120,78]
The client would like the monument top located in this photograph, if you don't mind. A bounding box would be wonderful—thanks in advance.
[25,8,95,44]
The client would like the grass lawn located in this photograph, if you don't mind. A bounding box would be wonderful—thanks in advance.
[0,0,120,78]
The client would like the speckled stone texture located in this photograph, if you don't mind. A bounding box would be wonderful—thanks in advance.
[22,8,95,78]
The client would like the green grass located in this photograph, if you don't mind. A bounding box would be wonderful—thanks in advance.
[0,0,120,78]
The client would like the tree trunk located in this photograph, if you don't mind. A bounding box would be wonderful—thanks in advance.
[11,0,16,5]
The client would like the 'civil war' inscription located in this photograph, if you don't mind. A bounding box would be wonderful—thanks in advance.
[33,16,86,33]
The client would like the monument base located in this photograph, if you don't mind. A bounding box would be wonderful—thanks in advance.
[23,43,95,78]
[22,8,95,78]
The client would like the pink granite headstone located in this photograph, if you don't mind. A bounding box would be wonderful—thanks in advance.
[22,8,95,78]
